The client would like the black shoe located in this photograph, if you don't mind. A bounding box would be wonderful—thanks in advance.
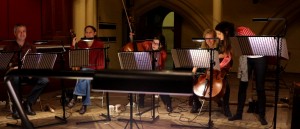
[188,96,193,106]
[223,106,232,117]
[12,111,20,119]
[228,114,242,121]
[166,105,173,112]
[23,101,36,115]
[259,117,268,125]
[190,101,202,113]
[138,99,144,108]
[254,102,259,114]
[78,105,87,114]
[247,101,255,113]
[138,103,144,108]
[67,99,76,108]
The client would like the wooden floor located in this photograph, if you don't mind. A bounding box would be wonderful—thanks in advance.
[0,72,298,129]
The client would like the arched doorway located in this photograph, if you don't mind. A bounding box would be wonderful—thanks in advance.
[162,12,174,52]
[135,6,171,40]
[121,4,187,69]
[134,6,182,49]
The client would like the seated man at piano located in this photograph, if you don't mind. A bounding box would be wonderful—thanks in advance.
[67,25,105,114]
[137,34,173,112]
[4,24,49,119]
[191,27,233,117]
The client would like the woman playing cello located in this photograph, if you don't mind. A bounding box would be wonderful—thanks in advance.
[191,21,234,118]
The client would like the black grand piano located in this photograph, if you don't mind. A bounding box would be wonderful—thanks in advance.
[5,69,194,129]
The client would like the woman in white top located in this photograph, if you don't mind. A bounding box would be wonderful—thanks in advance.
[228,26,268,125]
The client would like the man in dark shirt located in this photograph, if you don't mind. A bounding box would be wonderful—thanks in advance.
[4,24,49,119]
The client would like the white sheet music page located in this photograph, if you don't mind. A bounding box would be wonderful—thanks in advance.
[248,37,289,59]
[171,49,220,71]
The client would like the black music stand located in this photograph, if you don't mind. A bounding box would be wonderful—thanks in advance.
[171,48,220,128]
[33,39,69,123]
[68,47,111,125]
[135,50,161,118]
[0,52,14,70]
[231,36,289,128]
[6,53,61,128]
[33,39,70,124]
[118,51,159,128]
[0,51,14,113]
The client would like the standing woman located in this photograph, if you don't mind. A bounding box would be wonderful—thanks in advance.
[214,21,235,117]
[67,25,105,114]
[229,26,268,125]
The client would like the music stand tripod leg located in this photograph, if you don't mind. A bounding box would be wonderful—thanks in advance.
[48,79,68,127]
[150,94,159,123]
[134,94,159,123]
[54,51,68,122]
[54,77,67,119]
[170,48,216,128]
[118,93,140,129]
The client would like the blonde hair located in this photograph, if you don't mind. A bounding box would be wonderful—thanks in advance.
[200,29,218,49]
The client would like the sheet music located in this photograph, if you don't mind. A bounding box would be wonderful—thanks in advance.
[171,49,220,70]
[69,48,105,68]
[69,49,89,67]
[22,53,57,69]
[231,36,289,59]
[118,52,152,70]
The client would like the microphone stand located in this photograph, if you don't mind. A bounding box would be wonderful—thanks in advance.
[54,40,68,123]
[207,48,215,128]
[34,39,68,124]
[273,20,286,129]
[135,49,160,121]
[117,1,142,129]
[101,45,112,121]
[76,42,112,125]
[253,17,287,129]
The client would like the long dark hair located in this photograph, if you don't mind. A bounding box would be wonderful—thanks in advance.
[215,21,235,54]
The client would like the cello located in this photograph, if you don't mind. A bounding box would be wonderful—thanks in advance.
[192,28,232,100]
[193,51,232,100]
[193,69,227,99]
[121,39,148,52]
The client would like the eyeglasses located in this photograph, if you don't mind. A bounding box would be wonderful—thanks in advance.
[152,42,160,45]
